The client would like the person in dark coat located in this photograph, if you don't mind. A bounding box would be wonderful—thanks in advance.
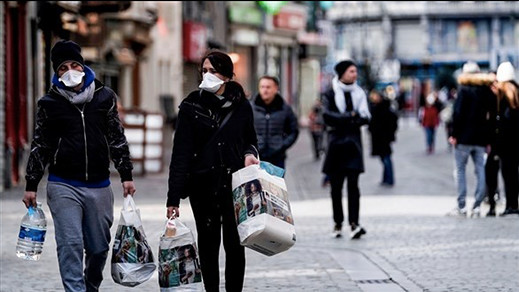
[166,50,259,292]
[308,98,326,160]
[446,61,493,218]
[488,61,519,217]
[321,60,371,240]
[252,75,299,168]
[23,40,136,291]
[368,89,398,187]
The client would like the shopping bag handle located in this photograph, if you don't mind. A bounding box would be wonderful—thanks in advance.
[123,195,137,211]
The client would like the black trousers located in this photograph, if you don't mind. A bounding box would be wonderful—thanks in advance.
[486,149,519,210]
[190,183,245,292]
[329,172,360,228]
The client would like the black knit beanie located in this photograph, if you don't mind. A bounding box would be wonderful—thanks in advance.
[334,60,356,77]
[51,40,84,72]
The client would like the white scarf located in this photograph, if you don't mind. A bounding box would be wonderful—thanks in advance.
[56,81,96,105]
[332,76,371,119]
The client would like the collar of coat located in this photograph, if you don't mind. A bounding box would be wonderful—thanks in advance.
[254,93,284,110]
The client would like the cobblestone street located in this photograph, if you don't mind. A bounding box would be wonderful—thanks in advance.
[1,117,518,291]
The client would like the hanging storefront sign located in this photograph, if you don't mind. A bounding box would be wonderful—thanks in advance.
[258,1,287,15]
[273,9,306,31]
[183,21,207,62]
[229,4,263,26]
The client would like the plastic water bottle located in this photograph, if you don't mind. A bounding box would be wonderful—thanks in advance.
[16,202,47,261]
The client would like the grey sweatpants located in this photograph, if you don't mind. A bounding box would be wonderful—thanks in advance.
[47,182,114,292]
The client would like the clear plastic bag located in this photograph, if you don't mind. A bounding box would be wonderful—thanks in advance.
[158,216,202,290]
[111,196,156,287]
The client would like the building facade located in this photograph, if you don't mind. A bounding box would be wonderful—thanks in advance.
[327,1,519,98]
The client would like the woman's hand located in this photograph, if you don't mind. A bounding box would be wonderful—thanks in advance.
[245,154,259,166]
[167,206,179,218]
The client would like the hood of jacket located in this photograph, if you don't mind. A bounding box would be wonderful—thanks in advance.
[457,73,495,86]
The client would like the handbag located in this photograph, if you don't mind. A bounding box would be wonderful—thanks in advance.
[111,196,156,287]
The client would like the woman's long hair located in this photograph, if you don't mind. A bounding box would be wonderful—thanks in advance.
[498,80,519,109]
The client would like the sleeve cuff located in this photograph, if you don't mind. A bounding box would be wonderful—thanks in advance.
[26,181,39,192]
[167,195,180,207]
[119,170,133,182]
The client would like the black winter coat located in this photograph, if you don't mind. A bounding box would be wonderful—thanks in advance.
[25,80,133,191]
[368,100,398,156]
[251,94,299,163]
[167,89,258,207]
[452,74,494,146]
[491,83,519,159]
[321,88,370,174]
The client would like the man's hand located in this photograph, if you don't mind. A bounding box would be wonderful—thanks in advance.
[245,154,259,166]
[22,191,37,208]
[167,206,179,218]
[122,181,136,197]
[448,136,457,146]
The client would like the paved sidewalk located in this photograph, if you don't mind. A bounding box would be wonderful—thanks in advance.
[1,117,518,291]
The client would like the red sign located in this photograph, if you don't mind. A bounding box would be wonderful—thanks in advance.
[273,11,306,31]
[183,21,207,62]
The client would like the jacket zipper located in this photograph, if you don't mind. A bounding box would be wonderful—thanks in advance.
[53,138,62,165]
[75,104,89,181]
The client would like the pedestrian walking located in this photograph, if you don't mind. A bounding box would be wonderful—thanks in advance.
[487,61,519,216]
[308,98,326,160]
[368,89,398,187]
[418,92,441,154]
[165,50,259,292]
[22,40,136,291]
[251,75,299,168]
[446,61,494,218]
[321,59,371,239]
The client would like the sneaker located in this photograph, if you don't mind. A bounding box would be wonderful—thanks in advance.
[500,208,519,217]
[332,225,342,238]
[486,208,496,217]
[470,207,481,218]
[350,225,366,239]
[446,207,467,217]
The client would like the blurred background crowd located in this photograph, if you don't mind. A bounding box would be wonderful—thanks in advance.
[2,1,519,192]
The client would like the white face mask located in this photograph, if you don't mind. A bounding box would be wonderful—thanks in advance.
[426,95,435,105]
[199,73,224,93]
[59,70,85,87]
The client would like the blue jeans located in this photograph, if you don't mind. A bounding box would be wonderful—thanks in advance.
[454,144,487,209]
[424,127,436,151]
[380,154,394,185]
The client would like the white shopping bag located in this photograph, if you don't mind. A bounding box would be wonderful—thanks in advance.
[158,216,202,291]
[232,164,296,256]
[111,196,156,287]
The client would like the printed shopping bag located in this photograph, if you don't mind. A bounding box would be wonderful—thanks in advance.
[158,216,202,291]
[111,196,156,287]
[232,164,296,256]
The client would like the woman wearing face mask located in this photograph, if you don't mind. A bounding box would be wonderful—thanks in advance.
[166,50,259,292]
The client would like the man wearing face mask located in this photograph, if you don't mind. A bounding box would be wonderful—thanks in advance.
[23,40,135,292]
[251,76,299,169]
[166,50,259,291]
